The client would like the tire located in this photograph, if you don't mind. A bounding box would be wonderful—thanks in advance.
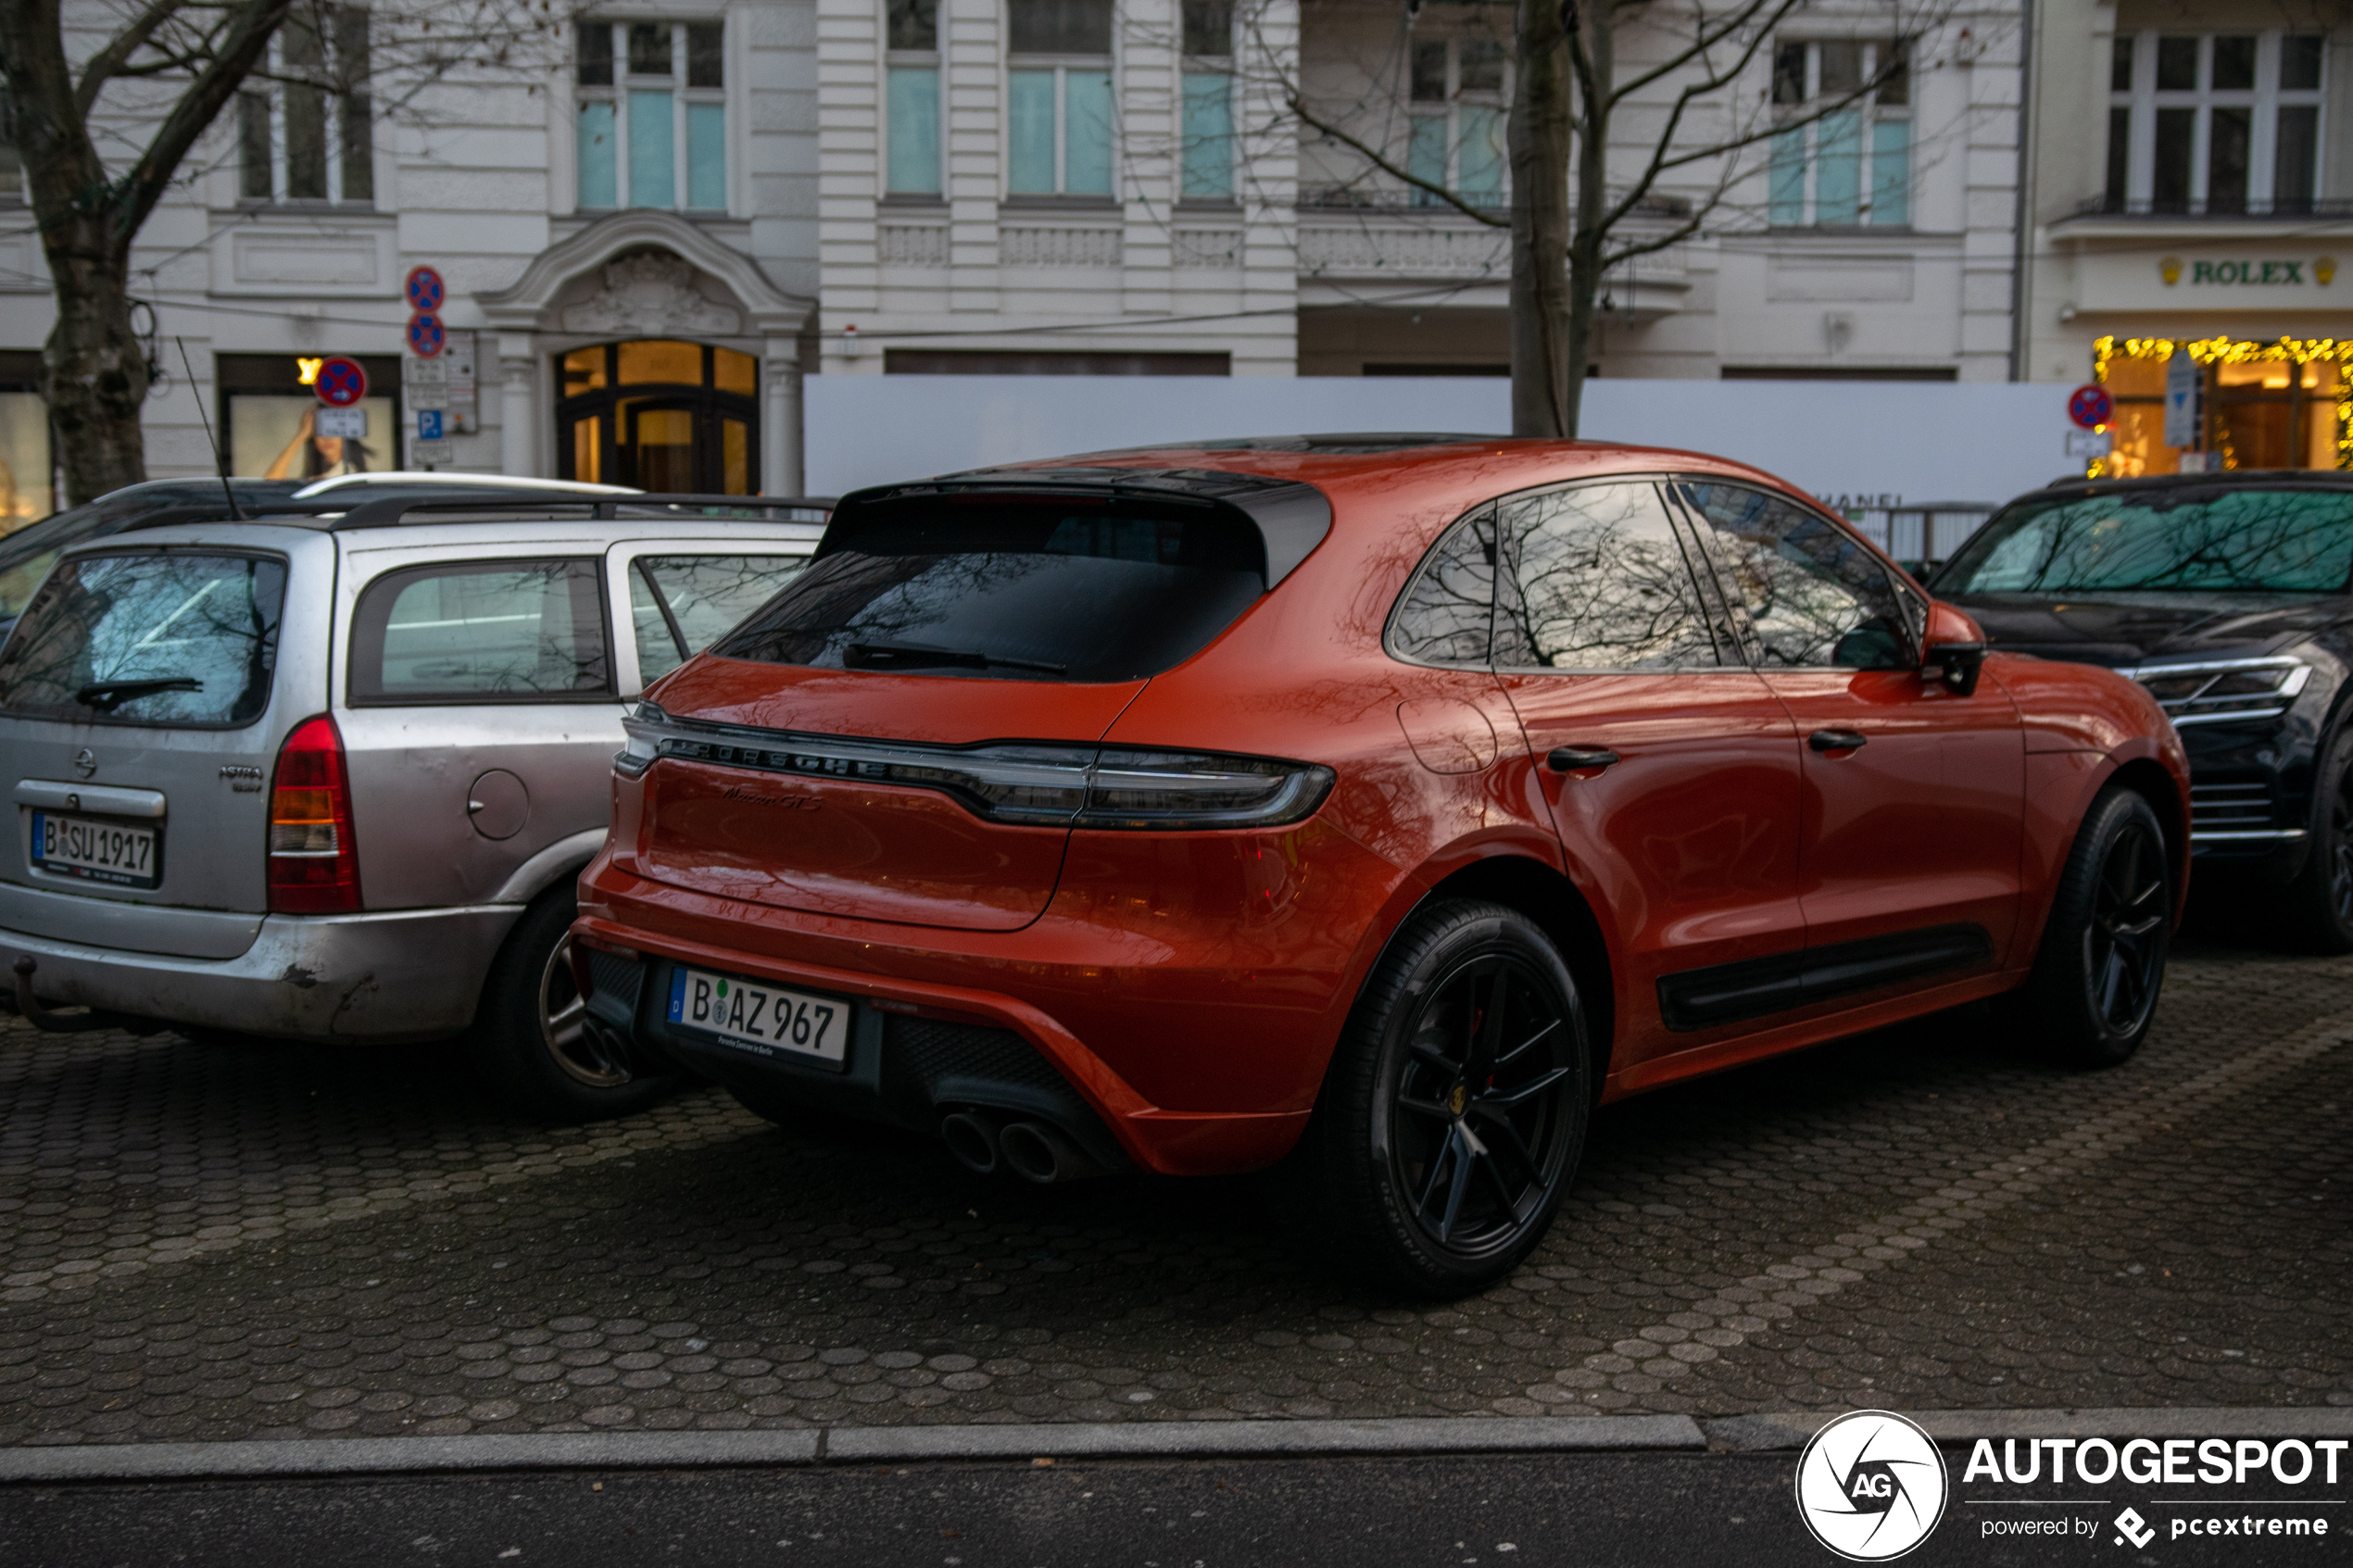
[2017,785,2173,1068]
[2279,728,2353,954]
[473,886,673,1122]
[1284,899,1592,1297]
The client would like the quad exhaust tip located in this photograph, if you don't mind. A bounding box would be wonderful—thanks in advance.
[997,1119,1114,1185]
[939,1109,1006,1175]
[940,1110,1116,1183]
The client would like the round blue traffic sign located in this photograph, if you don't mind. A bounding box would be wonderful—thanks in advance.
[314,356,369,408]
[2068,383,2114,430]
[406,312,446,358]
[404,266,446,313]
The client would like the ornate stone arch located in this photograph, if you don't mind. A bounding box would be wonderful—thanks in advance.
[477,209,811,337]
[477,210,813,492]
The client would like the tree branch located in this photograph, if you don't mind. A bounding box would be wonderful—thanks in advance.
[75,0,194,115]
[1283,89,1509,228]
[109,0,300,244]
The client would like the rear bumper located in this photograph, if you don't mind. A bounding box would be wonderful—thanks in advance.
[571,911,1315,1178]
[0,905,524,1043]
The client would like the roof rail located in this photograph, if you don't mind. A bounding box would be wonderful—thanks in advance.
[327,491,837,530]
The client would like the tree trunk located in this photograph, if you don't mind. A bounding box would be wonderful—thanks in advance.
[1507,0,1573,437]
[1559,0,1612,441]
[41,219,151,506]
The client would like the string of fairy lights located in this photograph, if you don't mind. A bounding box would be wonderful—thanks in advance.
[2086,333,2353,478]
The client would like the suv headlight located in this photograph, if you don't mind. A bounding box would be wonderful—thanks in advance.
[2119,657,2312,727]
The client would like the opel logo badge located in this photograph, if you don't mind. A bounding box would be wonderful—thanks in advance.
[72,747,97,779]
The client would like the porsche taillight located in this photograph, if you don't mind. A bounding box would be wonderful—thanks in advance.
[268,714,360,913]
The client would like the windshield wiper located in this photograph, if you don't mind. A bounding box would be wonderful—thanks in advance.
[75,676,203,713]
[844,643,1067,675]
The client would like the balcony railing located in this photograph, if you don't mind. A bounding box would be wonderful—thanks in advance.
[2072,194,2353,220]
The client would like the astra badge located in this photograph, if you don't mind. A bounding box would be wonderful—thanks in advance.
[72,747,97,779]
[1794,1410,1948,1562]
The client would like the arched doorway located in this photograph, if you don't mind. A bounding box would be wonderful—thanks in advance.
[556,339,760,493]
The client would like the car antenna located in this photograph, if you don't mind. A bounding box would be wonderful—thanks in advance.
[175,336,243,521]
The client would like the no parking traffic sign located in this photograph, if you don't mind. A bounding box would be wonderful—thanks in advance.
[404,266,446,314]
[313,356,368,408]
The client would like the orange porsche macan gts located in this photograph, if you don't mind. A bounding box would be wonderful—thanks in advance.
[572,435,2189,1294]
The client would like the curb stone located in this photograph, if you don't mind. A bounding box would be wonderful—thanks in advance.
[1704,1408,2353,1452]
[0,1415,1705,1482]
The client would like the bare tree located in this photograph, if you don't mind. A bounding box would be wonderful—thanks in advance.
[1266,0,1944,437]
[0,0,571,504]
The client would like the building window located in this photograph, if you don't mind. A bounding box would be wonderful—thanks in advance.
[1180,0,1234,203]
[237,6,373,205]
[887,0,942,194]
[577,20,727,212]
[218,353,400,480]
[1768,39,1908,227]
[1007,0,1114,198]
[2103,32,2325,216]
[0,85,20,203]
[1406,36,1506,207]
[0,351,50,532]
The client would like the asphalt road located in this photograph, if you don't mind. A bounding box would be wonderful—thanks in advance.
[2,1450,2331,1568]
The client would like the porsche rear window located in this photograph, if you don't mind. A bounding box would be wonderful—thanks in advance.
[713,498,1265,682]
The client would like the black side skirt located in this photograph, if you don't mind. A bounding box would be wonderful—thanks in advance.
[1656,923,1994,1034]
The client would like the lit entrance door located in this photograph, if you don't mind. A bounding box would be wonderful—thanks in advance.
[556,340,760,493]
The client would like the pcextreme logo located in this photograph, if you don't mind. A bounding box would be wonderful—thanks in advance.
[1795,1411,1951,1561]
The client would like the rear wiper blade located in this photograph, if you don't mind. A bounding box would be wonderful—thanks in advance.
[75,676,202,712]
[843,643,1066,675]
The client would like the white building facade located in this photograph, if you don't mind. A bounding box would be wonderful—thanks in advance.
[2016,0,2352,476]
[815,0,2028,385]
[1,0,2049,519]
[0,0,822,521]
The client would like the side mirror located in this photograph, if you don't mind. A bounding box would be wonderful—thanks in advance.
[1922,601,1989,696]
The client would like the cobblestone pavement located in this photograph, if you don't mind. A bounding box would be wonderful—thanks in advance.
[2,939,2347,1446]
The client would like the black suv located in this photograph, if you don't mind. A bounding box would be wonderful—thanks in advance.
[1931,470,2353,949]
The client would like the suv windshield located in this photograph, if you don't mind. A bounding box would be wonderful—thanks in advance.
[712,497,1265,682]
[0,551,288,726]
[1935,487,2353,596]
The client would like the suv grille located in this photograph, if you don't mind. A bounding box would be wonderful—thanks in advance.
[2190,781,2278,837]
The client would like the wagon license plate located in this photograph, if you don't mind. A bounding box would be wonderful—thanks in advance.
[29,810,161,889]
[666,965,849,1068]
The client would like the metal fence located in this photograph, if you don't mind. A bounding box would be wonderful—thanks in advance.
[1844,501,1998,578]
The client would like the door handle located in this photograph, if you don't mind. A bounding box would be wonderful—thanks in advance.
[1547,746,1621,772]
[1808,729,1869,754]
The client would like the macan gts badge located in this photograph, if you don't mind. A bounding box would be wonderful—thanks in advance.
[574,435,2190,1295]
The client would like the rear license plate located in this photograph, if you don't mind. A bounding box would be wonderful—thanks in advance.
[28,810,162,889]
[666,965,849,1069]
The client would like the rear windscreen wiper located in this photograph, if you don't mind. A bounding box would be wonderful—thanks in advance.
[75,676,203,712]
[844,643,1066,675]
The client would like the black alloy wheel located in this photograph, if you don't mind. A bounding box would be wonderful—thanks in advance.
[1389,956,1579,1260]
[2083,816,2169,1038]
[1287,900,1591,1295]
[2017,784,2173,1067]
[2282,730,2353,954]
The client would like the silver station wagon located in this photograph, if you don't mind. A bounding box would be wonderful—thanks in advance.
[0,492,824,1117]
